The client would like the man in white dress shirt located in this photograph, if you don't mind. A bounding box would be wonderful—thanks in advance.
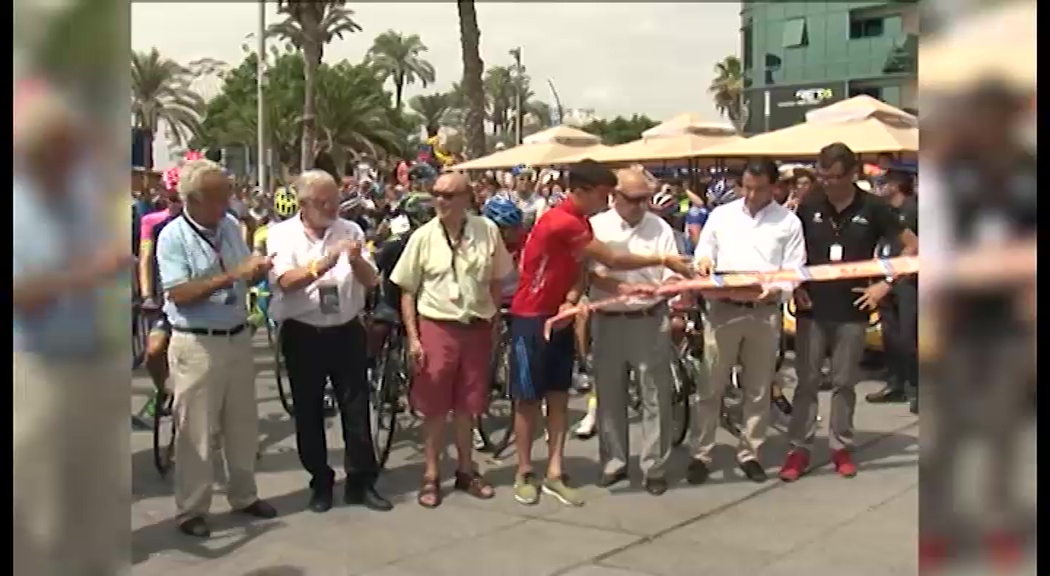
[267,170,391,513]
[588,168,680,496]
[688,158,806,485]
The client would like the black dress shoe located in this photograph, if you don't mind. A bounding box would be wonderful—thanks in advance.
[739,459,767,483]
[685,459,710,485]
[865,385,908,404]
[308,489,333,513]
[237,499,278,519]
[597,470,628,488]
[178,516,211,538]
[644,477,668,496]
[345,486,393,512]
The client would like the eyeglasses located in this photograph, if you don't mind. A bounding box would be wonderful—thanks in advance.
[430,191,462,200]
[615,190,649,205]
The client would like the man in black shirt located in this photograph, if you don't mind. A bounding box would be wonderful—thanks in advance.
[780,143,918,483]
[866,170,919,405]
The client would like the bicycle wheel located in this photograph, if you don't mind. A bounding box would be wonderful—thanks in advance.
[152,391,176,477]
[478,328,515,458]
[370,333,400,471]
[267,320,294,417]
[669,358,693,447]
[132,305,150,370]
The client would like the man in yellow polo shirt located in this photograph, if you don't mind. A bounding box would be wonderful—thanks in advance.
[391,173,514,509]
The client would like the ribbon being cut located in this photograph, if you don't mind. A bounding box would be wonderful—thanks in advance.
[542,256,919,339]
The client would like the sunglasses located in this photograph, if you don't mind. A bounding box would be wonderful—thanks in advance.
[616,190,649,205]
[430,190,462,200]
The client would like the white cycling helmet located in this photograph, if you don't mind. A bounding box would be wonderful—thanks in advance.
[650,187,677,215]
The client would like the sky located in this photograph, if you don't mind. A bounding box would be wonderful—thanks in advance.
[132,2,741,168]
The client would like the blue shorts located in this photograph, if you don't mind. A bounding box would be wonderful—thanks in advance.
[508,315,576,401]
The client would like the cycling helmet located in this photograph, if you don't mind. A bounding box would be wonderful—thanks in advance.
[706,178,739,207]
[649,187,677,216]
[400,193,435,227]
[482,196,524,228]
[339,194,364,215]
[273,186,299,218]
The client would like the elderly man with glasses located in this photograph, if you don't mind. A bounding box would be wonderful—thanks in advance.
[587,168,684,495]
[155,159,277,538]
[268,170,390,513]
[391,172,514,508]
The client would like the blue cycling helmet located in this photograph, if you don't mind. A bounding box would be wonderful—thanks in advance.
[707,177,739,207]
[482,196,524,228]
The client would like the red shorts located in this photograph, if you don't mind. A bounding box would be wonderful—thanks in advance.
[411,318,494,418]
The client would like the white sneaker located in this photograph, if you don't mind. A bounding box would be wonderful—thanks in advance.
[574,412,597,439]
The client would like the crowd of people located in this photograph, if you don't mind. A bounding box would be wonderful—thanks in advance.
[127,140,920,538]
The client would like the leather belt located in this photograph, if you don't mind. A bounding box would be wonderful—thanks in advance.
[597,305,663,319]
[721,300,777,310]
[172,324,247,337]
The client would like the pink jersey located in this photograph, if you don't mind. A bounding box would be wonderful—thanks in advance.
[139,209,175,243]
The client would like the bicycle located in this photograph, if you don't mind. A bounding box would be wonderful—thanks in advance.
[367,306,410,471]
[475,311,515,459]
[249,284,292,417]
[132,300,151,370]
[152,389,176,477]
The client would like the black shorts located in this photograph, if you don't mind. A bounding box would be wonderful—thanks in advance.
[508,315,576,401]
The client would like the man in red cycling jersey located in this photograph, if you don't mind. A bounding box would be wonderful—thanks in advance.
[506,159,694,507]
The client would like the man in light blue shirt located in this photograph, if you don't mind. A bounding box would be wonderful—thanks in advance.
[155,158,277,538]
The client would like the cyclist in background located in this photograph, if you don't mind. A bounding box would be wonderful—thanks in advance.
[248,186,298,328]
[481,196,526,305]
[138,184,183,418]
[374,192,436,316]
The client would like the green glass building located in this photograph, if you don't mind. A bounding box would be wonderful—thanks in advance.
[740,1,918,134]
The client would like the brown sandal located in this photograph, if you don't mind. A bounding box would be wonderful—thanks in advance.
[418,477,442,508]
[454,470,495,500]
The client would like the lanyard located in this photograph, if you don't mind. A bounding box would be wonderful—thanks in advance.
[183,214,226,272]
[441,220,467,283]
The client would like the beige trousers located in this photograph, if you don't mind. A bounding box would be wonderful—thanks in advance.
[692,301,780,464]
[168,330,259,520]
[13,351,129,576]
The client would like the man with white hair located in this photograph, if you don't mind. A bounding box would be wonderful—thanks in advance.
[13,81,131,575]
[267,170,391,513]
[156,158,277,537]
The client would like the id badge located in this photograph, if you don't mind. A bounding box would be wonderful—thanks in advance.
[318,284,340,315]
[880,243,893,258]
[829,243,843,262]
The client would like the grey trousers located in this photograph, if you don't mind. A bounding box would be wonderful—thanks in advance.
[692,301,780,464]
[787,318,867,451]
[592,310,675,480]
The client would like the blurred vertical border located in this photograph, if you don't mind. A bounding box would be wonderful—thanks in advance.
[14,0,132,573]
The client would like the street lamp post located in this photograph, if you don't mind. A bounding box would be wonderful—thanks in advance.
[256,0,267,193]
[510,47,523,145]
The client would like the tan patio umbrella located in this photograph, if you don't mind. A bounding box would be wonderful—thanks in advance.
[563,131,744,164]
[640,113,735,139]
[804,94,916,125]
[448,124,606,170]
[698,97,918,158]
[920,1,1036,93]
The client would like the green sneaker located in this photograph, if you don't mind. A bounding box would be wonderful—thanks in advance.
[513,473,540,506]
[143,395,158,418]
[542,476,584,507]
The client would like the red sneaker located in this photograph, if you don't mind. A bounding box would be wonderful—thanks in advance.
[778,449,809,482]
[832,449,857,478]
[986,530,1023,571]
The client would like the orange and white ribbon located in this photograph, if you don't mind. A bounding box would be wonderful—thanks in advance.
[543,256,919,339]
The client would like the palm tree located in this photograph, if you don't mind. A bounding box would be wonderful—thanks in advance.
[456,0,486,159]
[268,1,362,171]
[409,93,451,138]
[708,55,749,133]
[366,30,436,110]
[131,48,207,169]
[314,61,402,166]
[525,100,553,131]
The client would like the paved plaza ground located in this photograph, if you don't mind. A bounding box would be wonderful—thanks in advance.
[132,333,924,576]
